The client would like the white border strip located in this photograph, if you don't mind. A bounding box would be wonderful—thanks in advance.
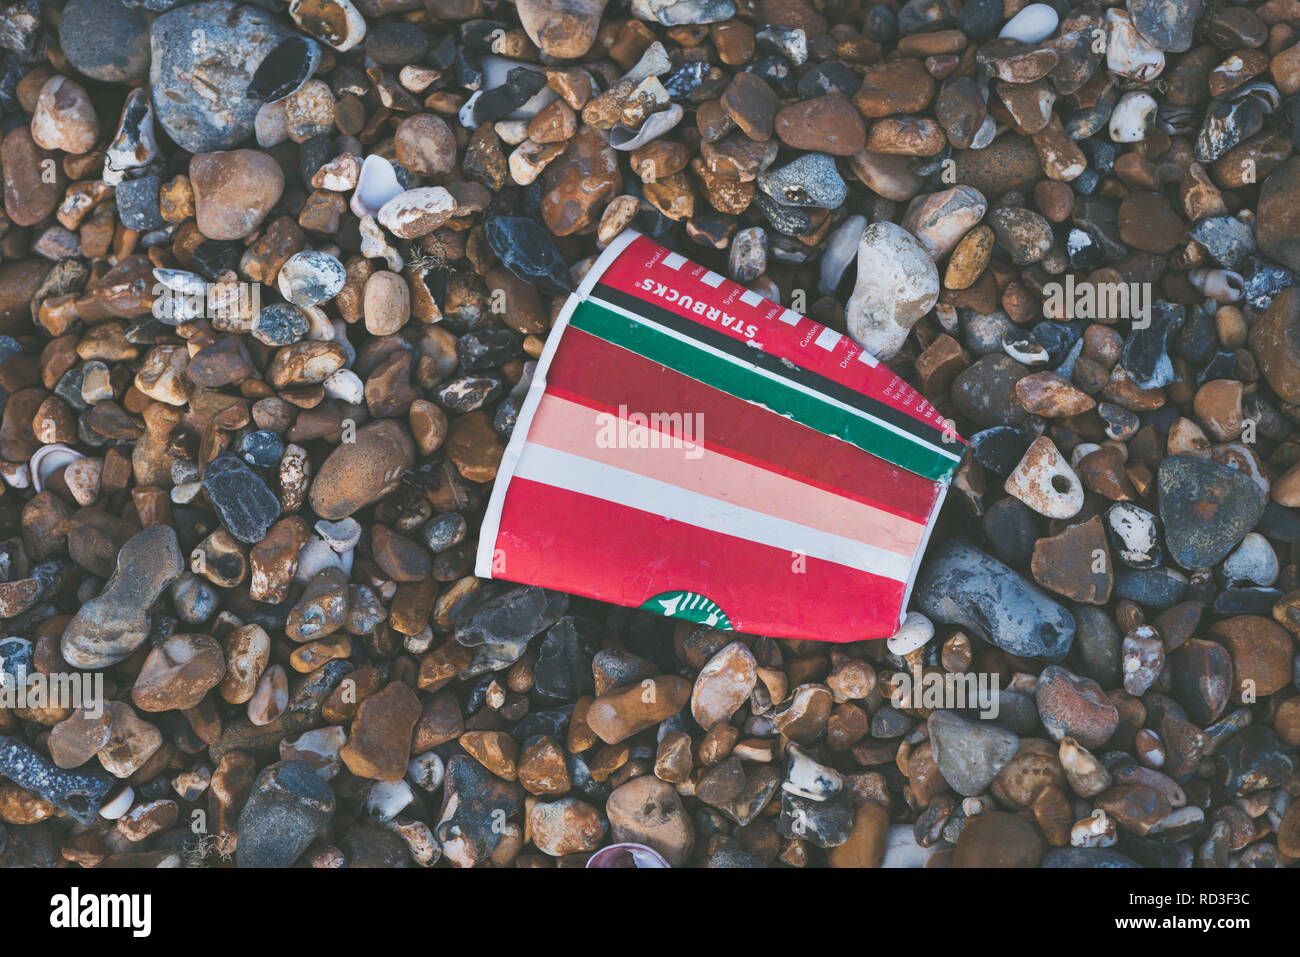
[898,481,949,632]
[475,229,643,579]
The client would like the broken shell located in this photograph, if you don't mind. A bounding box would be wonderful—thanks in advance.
[30,443,85,494]
[247,35,321,103]
[818,215,867,295]
[351,154,405,218]
[585,842,670,867]
[1188,268,1244,303]
[610,103,684,150]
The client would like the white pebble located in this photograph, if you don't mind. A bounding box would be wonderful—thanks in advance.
[408,751,445,792]
[1223,532,1278,586]
[998,3,1059,43]
[365,779,415,823]
[887,611,935,655]
[99,786,135,821]
[351,154,404,219]
[1109,91,1159,143]
[323,368,364,403]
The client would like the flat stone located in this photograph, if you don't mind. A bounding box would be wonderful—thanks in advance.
[236,760,335,868]
[1158,454,1266,570]
[928,710,1020,796]
[150,2,289,153]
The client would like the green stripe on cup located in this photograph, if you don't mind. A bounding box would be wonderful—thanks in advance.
[568,299,960,481]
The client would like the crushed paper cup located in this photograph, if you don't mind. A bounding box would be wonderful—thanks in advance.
[586,843,671,868]
[475,229,964,642]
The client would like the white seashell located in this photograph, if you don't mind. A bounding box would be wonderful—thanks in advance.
[29,443,84,493]
[586,843,670,868]
[1188,268,1244,303]
[609,103,684,150]
[818,214,867,295]
[351,154,405,218]
[970,113,998,149]
[998,3,1059,43]
[458,90,483,130]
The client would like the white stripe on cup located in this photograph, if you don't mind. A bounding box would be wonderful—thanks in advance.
[512,443,914,582]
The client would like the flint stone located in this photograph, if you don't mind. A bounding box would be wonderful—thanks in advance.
[1158,455,1266,570]
[915,538,1074,660]
[202,454,282,545]
[236,760,336,867]
[0,736,111,824]
[150,2,290,154]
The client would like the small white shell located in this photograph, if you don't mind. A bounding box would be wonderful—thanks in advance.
[350,155,404,219]
[30,443,85,493]
[610,103,684,150]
